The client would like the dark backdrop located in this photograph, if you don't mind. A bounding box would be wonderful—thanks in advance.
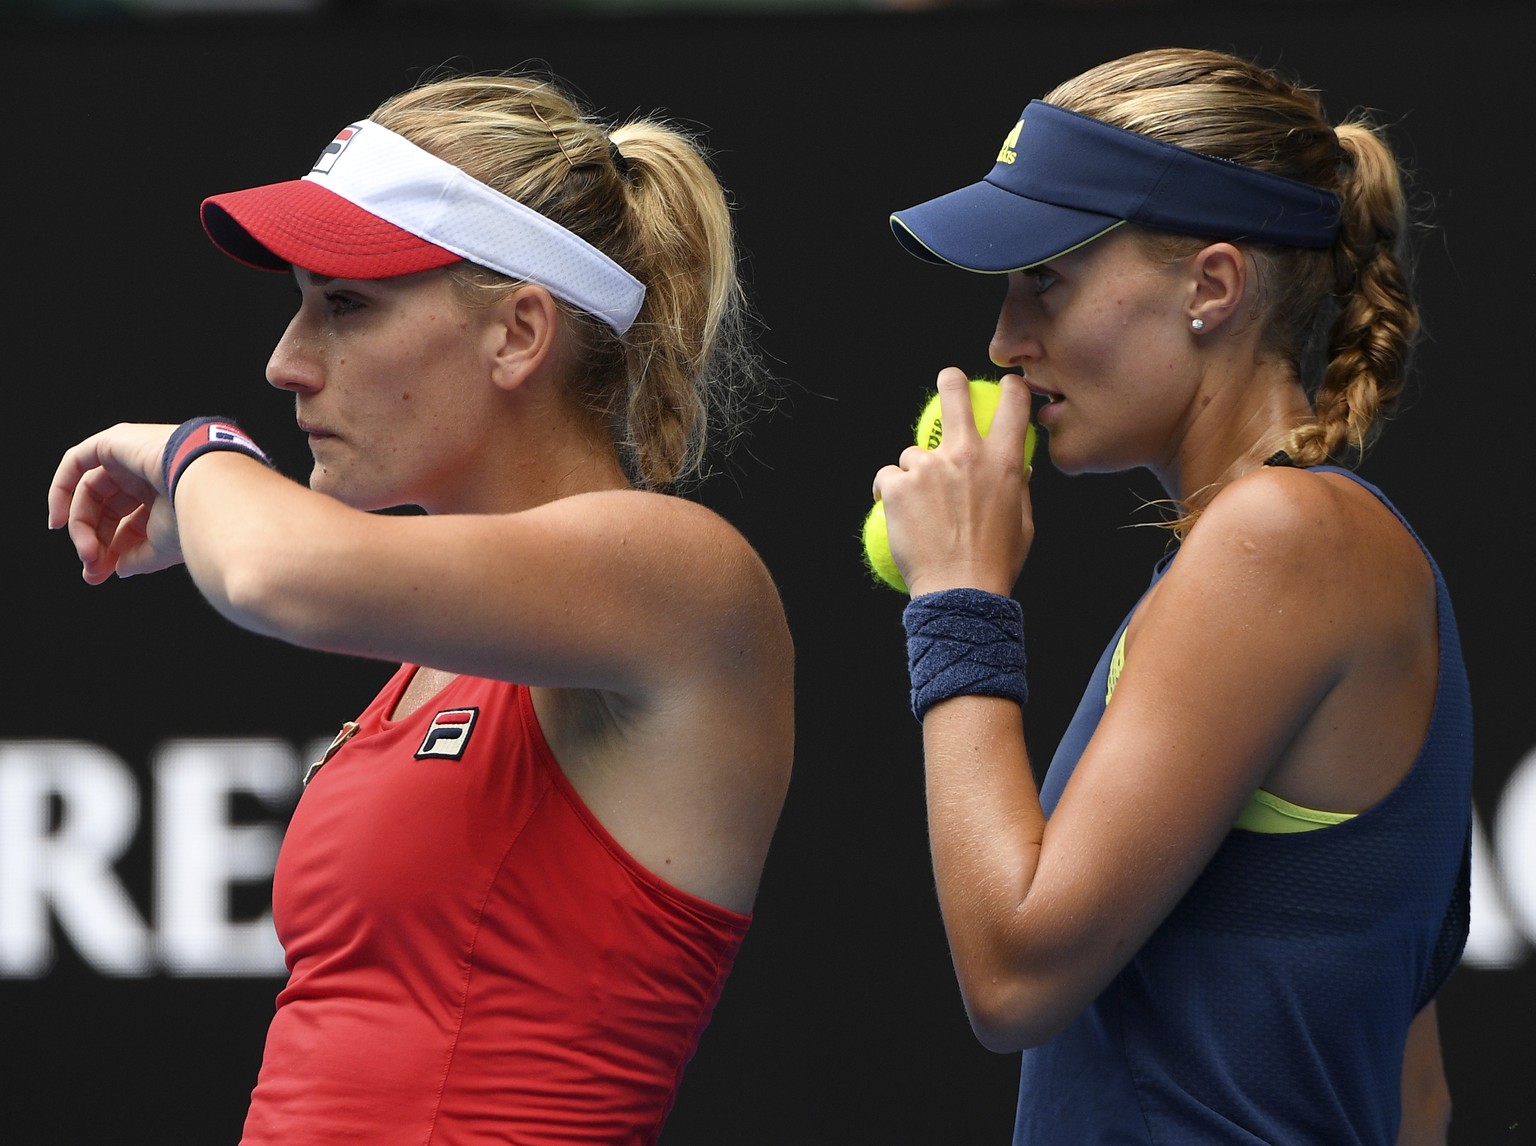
[5,4,1533,1142]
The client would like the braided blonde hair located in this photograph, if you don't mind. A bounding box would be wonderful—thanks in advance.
[1045,49,1420,522]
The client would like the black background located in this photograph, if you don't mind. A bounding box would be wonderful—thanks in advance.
[5,3,1533,1141]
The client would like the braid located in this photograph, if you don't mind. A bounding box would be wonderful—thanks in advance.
[1287,121,1420,466]
[1040,49,1424,535]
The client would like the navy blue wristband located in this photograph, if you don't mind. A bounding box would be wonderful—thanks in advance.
[903,588,1028,721]
[161,417,272,501]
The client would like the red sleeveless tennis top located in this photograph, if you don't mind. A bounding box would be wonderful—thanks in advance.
[240,668,751,1145]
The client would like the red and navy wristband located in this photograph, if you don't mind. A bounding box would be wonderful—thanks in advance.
[161,417,272,502]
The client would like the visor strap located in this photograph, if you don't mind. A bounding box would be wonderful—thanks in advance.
[306,120,646,335]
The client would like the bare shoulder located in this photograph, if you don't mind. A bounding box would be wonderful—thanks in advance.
[1175,466,1436,751]
[1146,465,1433,688]
[561,488,775,576]
[570,488,789,629]
[1183,465,1422,586]
[1115,466,1436,819]
[1195,464,1352,545]
[545,488,793,685]
[532,489,793,912]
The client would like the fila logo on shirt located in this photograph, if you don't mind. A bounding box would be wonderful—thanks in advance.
[416,708,479,760]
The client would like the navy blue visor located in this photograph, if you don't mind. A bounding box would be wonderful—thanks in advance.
[891,100,1342,273]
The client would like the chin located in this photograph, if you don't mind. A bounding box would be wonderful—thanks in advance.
[1040,442,1128,478]
[308,467,363,506]
[1041,450,1090,477]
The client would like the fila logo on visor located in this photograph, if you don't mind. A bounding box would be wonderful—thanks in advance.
[417,708,479,760]
[312,125,362,175]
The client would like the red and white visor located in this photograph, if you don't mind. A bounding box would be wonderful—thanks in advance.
[201,120,646,335]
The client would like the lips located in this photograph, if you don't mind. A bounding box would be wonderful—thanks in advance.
[1022,381,1060,428]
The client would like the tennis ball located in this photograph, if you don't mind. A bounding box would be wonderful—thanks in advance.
[915,378,1034,453]
[862,379,1037,593]
[862,500,903,592]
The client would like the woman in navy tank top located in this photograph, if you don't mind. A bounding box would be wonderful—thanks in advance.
[875,47,1470,1145]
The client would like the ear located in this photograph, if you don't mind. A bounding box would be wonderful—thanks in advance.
[1185,242,1247,334]
[486,284,562,393]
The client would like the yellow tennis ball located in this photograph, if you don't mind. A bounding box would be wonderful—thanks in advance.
[915,379,1036,459]
[861,379,1037,593]
[862,499,905,592]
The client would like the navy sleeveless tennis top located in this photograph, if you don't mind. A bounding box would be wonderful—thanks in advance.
[1014,469,1473,1145]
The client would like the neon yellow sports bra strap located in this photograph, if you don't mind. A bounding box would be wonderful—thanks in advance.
[1234,789,1356,834]
[1106,627,1127,705]
[1104,630,1357,834]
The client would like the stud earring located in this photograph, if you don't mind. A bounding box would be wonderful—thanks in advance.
[1190,318,1206,333]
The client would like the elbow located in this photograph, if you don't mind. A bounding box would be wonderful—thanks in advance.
[1399,1081,1452,1146]
[970,1018,1032,1057]
[178,487,365,651]
[949,928,1099,1053]
[961,976,1080,1054]
[198,559,318,646]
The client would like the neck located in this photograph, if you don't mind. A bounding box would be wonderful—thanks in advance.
[422,390,633,517]
[1161,358,1312,506]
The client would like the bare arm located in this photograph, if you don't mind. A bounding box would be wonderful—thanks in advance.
[49,422,778,701]
[1398,1002,1452,1145]
[916,513,1331,1048]
[876,373,1404,1050]
[49,421,795,912]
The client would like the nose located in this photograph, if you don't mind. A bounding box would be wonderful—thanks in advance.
[266,311,323,394]
[988,273,1043,371]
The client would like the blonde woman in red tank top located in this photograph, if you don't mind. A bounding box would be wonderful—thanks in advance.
[48,69,793,1145]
